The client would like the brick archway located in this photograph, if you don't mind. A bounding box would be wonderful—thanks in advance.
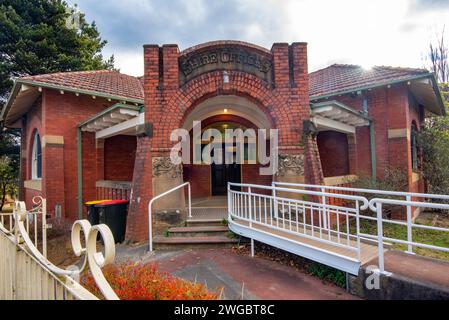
[126,41,323,242]
[153,70,288,151]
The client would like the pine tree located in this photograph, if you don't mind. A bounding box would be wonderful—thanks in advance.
[0,0,115,104]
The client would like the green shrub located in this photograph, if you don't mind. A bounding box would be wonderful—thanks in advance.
[418,114,449,202]
[352,166,408,200]
[307,263,346,288]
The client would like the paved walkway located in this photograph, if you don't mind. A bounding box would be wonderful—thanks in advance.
[366,250,449,291]
[115,245,357,300]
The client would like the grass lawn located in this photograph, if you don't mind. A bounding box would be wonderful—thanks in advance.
[356,211,449,262]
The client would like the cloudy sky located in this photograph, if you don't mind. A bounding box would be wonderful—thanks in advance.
[67,0,449,76]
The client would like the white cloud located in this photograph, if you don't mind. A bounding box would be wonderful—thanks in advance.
[105,49,144,76]
[71,0,449,75]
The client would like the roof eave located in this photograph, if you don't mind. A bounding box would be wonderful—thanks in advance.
[0,80,22,126]
[1,79,145,126]
[17,79,144,105]
[428,73,447,116]
[311,100,372,121]
[310,73,433,101]
[78,103,143,128]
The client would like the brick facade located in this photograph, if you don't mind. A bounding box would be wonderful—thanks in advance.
[13,41,433,242]
[21,90,116,219]
[124,41,316,241]
[317,131,350,177]
[314,83,426,195]
[104,135,137,181]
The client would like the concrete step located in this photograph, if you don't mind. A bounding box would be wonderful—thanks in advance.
[168,226,229,237]
[186,219,226,227]
[153,235,239,250]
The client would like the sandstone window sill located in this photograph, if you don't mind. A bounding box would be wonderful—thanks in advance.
[24,179,42,191]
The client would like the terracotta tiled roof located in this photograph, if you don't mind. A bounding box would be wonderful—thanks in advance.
[17,64,432,103]
[21,70,144,101]
[309,64,430,98]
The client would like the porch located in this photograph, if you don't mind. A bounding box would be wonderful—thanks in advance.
[189,196,228,221]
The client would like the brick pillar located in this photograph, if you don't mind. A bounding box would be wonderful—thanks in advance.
[151,45,186,213]
[271,42,317,187]
[305,135,324,185]
[126,45,160,242]
[126,136,153,242]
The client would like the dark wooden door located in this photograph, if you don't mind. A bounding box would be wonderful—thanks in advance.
[211,163,241,195]
[211,146,241,195]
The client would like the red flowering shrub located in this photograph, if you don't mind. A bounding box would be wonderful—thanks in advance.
[81,262,219,300]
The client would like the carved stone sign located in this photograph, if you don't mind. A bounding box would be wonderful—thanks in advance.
[179,47,273,85]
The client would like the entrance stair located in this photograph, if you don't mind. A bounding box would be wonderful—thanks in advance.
[153,219,240,250]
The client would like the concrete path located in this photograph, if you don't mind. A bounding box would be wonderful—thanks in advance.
[115,245,357,300]
[365,250,449,295]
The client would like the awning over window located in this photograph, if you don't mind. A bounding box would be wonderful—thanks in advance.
[311,101,370,134]
[79,103,144,139]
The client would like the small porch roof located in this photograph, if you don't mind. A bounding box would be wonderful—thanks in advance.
[79,103,144,139]
[310,101,370,134]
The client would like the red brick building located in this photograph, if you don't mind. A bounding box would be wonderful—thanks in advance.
[1,41,445,241]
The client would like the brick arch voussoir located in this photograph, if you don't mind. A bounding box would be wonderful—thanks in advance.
[155,71,287,149]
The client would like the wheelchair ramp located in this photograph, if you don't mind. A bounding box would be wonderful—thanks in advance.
[228,183,378,276]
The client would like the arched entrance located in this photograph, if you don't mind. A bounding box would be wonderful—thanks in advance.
[181,95,273,199]
[126,41,314,242]
[204,121,243,196]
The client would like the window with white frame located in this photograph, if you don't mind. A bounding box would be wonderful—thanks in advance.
[31,132,42,179]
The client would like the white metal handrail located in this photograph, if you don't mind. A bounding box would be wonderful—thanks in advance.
[367,198,449,273]
[273,181,449,254]
[231,182,449,275]
[228,182,368,261]
[273,181,449,202]
[148,182,191,252]
[230,182,370,209]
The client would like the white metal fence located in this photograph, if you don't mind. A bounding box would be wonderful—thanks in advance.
[0,197,119,300]
[228,182,449,274]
